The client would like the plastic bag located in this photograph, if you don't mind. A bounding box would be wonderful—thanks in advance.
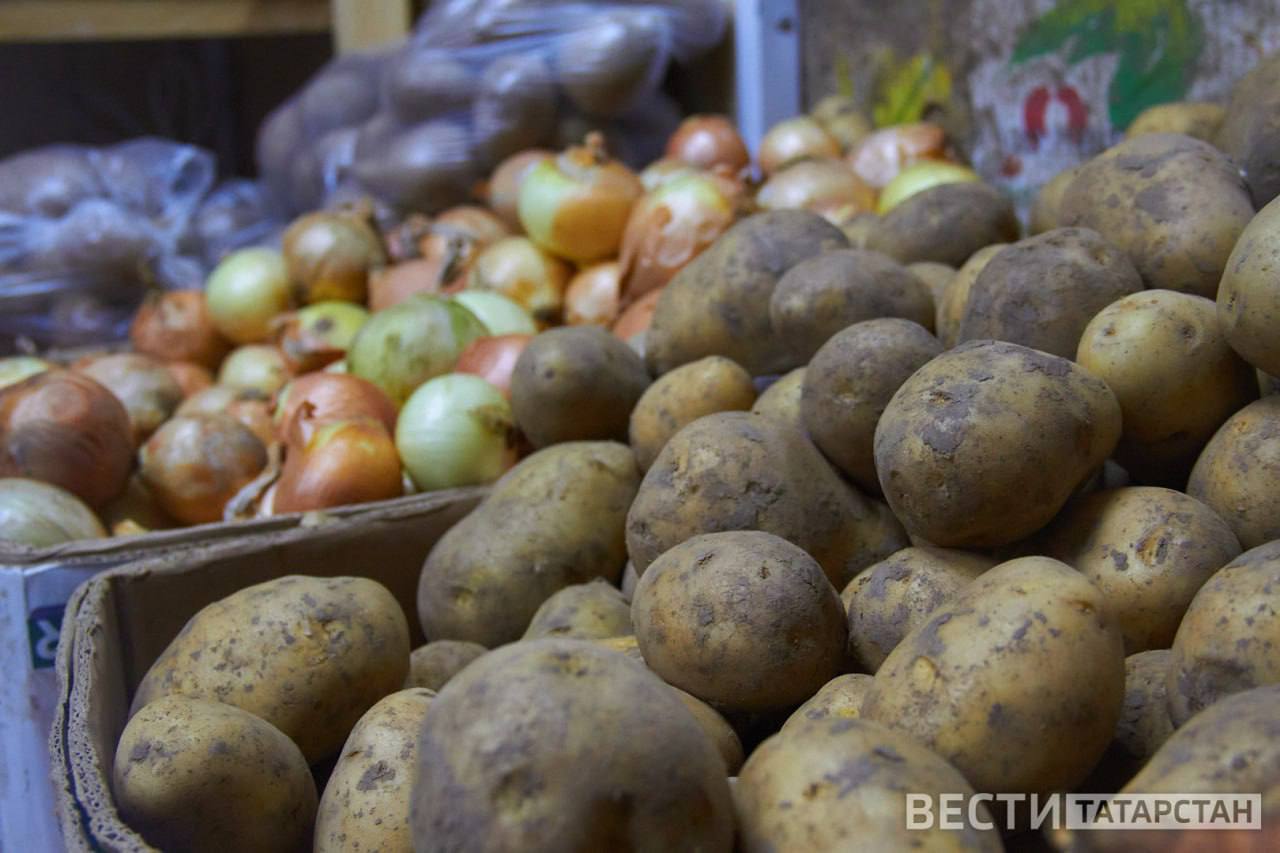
[256,0,728,217]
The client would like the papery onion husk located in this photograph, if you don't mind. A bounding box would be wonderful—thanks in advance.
[487,149,554,229]
[282,210,387,305]
[452,290,537,336]
[0,477,106,546]
[638,158,703,192]
[274,417,403,513]
[217,345,293,397]
[166,362,215,398]
[565,262,623,326]
[612,286,663,343]
[178,384,276,448]
[275,301,370,374]
[454,334,533,399]
[664,115,750,174]
[759,116,840,175]
[76,353,185,446]
[849,122,949,189]
[368,257,451,312]
[466,236,572,327]
[273,373,398,446]
[0,356,52,391]
[755,159,876,218]
[99,474,175,536]
[395,373,516,491]
[205,247,294,344]
[129,290,231,370]
[139,413,268,525]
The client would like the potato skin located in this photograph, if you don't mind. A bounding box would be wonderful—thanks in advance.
[1078,289,1259,485]
[632,531,847,713]
[1115,650,1175,764]
[935,243,1007,348]
[511,326,651,448]
[1218,194,1280,377]
[521,578,633,640]
[768,249,935,363]
[802,318,943,493]
[671,687,745,775]
[315,688,434,853]
[407,640,486,691]
[843,546,994,672]
[411,639,735,852]
[780,673,875,733]
[1187,396,1280,549]
[1058,133,1254,297]
[114,696,316,853]
[1126,101,1224,141]
[735,717,1001,853]
[959,227,1143,359]
[907,261,955,308]
[1165,540,1280,726]
[628,356,755,471]
[1215,52,1280,206]
[645,210,849,376]
[1029,167,1078,234]
[865,182,1019,267]
[419,441,638,647]
[1029,487,1241,654]
[873,340,1122,548]
[130,576,409,764]
[749,368,805,431]
[862,557,1126,797]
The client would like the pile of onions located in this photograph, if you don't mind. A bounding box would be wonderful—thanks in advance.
[347,294,489,404]
[466,236,572,327]
[565,262,622,326]
[0,478,106,546]
[638,158,701,191]
[755,159,876,219]
[517,133,643,264]
[205,247,293,344]
[850,122,948,189]
[272,373,397,445]
[0,370,133,508]
[619,172,741,304]
[100,474,174,536]
[452,291,537,336]
[274,417,403,514]
[139,413,268,525]
[166,362,214,398]
[178,385,276,447]
[77,353,185,446]
[487,148,553,228]
[876,160,980,214]
[129,290,230,369]
[282,210,386,305]
[665,115,751,174]
[276,301,370,373]
[0,356,51,390]
[395,373,516,491]
[758,116,840,175]
[369,257,450,312]
[218,345,293,397]
[811,95,873,152]
[454,334,532,398]
[426,206,510,254]
[613,287,663,347]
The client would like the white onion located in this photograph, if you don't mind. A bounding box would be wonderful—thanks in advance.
[0,356,51,390]
[0,477,106,546]
[395,373,516,491]
[452,291,537,336]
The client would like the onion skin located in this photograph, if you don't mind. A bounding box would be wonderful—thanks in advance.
[850,122,949,189]
[139,413,268,525]
[565,262,622,326]
[76,353,185,447]
[272,373,398,445]
[0,370,133,508]
[274,417,403,513]
[369,257,449,312]
[452,290,537,336]
[178,385,276,448]
[100,474,174,536]
[755,158,876,218]
[639,158,702,192]
[395,373,516,491]
[0,356,52,391]
[166,362,214,398]
[487,149,553,229]
[665,115,750,174]
[0,477,106,546]
[205,248,293,344]
[430,206,511,251]
[759,116,840,175]
[129,290,231,370]
[466,236,572,327]
[282,211,386,305]
[275,301,370,374]
[454,334,533,399]
[612,286,663,342]
[876,160,980,214]
[217,345,293,397]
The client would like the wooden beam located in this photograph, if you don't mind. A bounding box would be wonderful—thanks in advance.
[0,0,332,42]
[330,0,411,55]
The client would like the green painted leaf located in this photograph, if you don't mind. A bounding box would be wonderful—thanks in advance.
[1012,0,1114,63]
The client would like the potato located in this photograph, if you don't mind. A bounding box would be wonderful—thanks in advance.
[411,638,735,851]
[521,578,632,640]
[555,11,663,118]
[780,673,875,733]
[628,356,756,470]
[843,546,995,672]
[908,260,955,308]
[620,561,639,599]
[672,687,746,775]
[114,695,316,853]
[935,243,1007,347]
[839,211,879,248]
[407,640,486,691]
[1058,133,1254,297]
[592,633,645,663]
[958,227,1143,358]
[626,411,905,588]
[862,557,1126,796]
[1115,649,1175,764]
[1028,487,1241,653]
[131,576,409,764]
[735,717,1002,853]
[768,249,935,363]
[419,442,638,647]
[1126,101,1224,141]
[1078,290,1259,485]
[315,688,433,853]
[1218,195,1280,377]
[1263,370,1280,397]
[874,340,1122,548]
[1187,396,1280,548]
[1029,166,1078,234]
[632,531,846,713]
[1215,51,1280,206]
[352,120,477,214]
[864,182,1019,267]
[645,210,849,376]
[1165,540,1280,725]
[802,319,943,493]
[749,368,805,431]
[511,326,651,448]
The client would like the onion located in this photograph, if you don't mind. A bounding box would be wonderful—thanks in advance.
[276,301,370,373]
[129,290,230,370]
[431,205,511,250]
[76,353,185,446]
[612,286,663,342]
[619,173,739,305]
[347,294,489,404]
[759,116,840,175]
[517,132,643,263]
[0,370,132,508]
[325,359,348,374]
[850,122,948,189]
[877,160,980,214]
[756,158,876,218]
[217,345,293,397]
[487,148,553,228]
[178,385,276,447]
[166,362,214,398]
[205,247,293,344]
[368,257,449,312]
[466,236,572,327]
[638,158,702,192]
[282,210,386,305]
[452,291,537,336]
[0,478,106,546]
[272,373,397,445]
[565,262,622,326]
[274,417,403,513]
[396,374,516,491]
[99,474,174,536]
[454,334,532,398]
[139,413,268,525]
[0,356,51,390]
[665,115,750,174]
[811,95,873,152]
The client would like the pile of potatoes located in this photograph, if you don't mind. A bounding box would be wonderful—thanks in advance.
[111,57,1280,853]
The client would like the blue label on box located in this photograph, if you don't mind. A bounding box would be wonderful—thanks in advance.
[28,605,64,670]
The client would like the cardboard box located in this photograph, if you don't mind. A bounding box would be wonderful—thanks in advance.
[29,486,482,851]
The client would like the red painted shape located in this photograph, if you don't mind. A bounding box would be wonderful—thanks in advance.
[1024,85,1051,150]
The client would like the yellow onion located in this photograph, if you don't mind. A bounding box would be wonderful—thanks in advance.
[452,291,537,336]
[178,385,276,448]
[368,257,450,312]
[454,334,533,399]
[877,160,981,214]
[0,477,106,546]
[565,262,623,326]
[76,353,185,446]
[129,290,231,369]
[282,210,386,305]
[756,158,876,218]
[638,158,703,192]
[275,301,370,373]
[517,132,643,264]
[165,362,214,398]
[99,474,174,536]
[487,148,554,228]
[850,122,948,189]
[613,286,663,344]
[395,373,516,491]
[205,247,293,344]
[428,206,511,252]
[274,417,403,513]
[139,413,267,524]
[811,95,873,152]
[665,115,750,174]
[217,345,293,397]
[759,116,840,175]
[272,373,397,446]
[0,356,51,390]
[0,370,132,508]
[466,236,572,327]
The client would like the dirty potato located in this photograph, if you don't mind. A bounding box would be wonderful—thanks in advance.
[1029,166,1079,234]
[865,182,1019,267]
[407,640,487,691]
[750,368,806,431]
[628,356,756,470]
[1215,51,1280,206]
[1187,396,1280,549]
[1115,650,1176,765]
[521,578,633,640]
[907,261,955,309]
[1217,194,1280,377]
[935,243,1007,347]
[779,674,875,733]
